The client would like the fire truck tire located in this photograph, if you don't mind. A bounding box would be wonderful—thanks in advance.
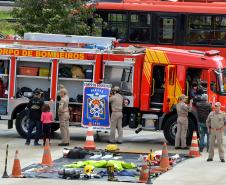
[15,109,34,139]
[51,124,60,132]
[163,114,195,145]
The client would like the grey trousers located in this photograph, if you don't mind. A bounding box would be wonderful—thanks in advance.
[59,112,70,144]
[110,112,123,143]
[175,117,188,148]
[208,129,225,160]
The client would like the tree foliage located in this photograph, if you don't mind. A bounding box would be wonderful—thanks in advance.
[12,0,102,36]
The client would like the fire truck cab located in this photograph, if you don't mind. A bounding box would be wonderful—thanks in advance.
[0,34,226,145]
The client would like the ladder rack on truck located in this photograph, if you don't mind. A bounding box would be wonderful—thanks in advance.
[0,33,226,145]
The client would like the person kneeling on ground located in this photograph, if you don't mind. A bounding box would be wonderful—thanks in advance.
[196,94,212,152]
[41,104,53,146]
[175,94,193,150]
[206,102,226,163]
[25,90,44,146]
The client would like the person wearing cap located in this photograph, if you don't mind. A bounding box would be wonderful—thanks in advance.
[175,94,193,150]
[58,88,70,146]
[196,94,212,152]
[206,102,226,162]
[25,90,44,146]
[109,86,124,144]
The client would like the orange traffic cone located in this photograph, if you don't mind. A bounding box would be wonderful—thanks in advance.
[139,164,149,183]
[156,143,171,172]
[188,131,201,157]
[11,150,23,178]
[84,122,96,150]
[41,139,53,166]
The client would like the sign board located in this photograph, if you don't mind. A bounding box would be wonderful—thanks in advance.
[82,82,111,129]
[0,48,85,60]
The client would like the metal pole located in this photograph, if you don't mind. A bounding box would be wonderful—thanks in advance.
[2,144,9,178]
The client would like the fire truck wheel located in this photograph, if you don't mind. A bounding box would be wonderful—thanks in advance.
[163,114,195,145]
[16,109,34,139]
[51,124,60,133]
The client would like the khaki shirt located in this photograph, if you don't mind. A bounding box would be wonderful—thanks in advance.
[58,95,69,113]
[206,111,226,129]
[109,93,123,112]
[176,102,192,117]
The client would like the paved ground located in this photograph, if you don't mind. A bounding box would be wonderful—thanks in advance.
[0,121,225,185]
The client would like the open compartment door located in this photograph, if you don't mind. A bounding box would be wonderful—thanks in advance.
[140,62,153,111]
[163,65,176,112]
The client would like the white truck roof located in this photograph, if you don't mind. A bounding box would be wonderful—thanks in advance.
[24,33,116,50]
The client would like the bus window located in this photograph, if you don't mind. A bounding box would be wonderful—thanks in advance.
[102,13,127,39]
[159,17,176,44]
[129,13,151,42]
[188,15,211,45]
[212,16,226,45]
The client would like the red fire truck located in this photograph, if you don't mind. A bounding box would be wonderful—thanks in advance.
[0,37,226,144]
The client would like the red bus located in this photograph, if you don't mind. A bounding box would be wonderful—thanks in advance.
[95,0,226,58]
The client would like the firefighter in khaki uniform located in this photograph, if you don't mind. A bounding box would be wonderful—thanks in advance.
[206,102,226,162]
[109,86,124,144]
[175,94,193,150]
[58,88,70,146]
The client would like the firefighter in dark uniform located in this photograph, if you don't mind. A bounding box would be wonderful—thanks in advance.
[109,86,123,144]
[25,90,44,146]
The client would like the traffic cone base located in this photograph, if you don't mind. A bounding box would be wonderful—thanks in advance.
[188,131,201,158]
[11,150,23,178]
[41,139,53,166]
[84,123,96,150]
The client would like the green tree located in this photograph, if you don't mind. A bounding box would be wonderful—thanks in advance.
[12,0,102,36]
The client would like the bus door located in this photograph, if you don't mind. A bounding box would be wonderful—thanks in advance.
[154,13,182,45]
[163,65,176,112]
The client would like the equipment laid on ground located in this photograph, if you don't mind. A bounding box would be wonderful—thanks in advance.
[58,168,81,179]
[2,144,9,178]
[107,164,118,181]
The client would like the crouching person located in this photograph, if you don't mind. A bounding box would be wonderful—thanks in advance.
[206,102,226,162]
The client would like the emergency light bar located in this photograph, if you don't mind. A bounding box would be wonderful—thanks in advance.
[205,50,220,56]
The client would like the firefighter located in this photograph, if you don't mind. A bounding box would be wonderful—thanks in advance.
[25,90,44,146]
[175,94,193,150]
[206,102,226,162]
[109,86,123,144]
[58,88,70,146]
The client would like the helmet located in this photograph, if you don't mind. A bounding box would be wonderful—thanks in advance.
[84,165,94,175]
[105,144,119,152]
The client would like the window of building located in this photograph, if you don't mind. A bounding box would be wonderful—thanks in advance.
[188,15,226,46]
[102,13,127,39]
[129,13,151,42]
[159,17,176,44]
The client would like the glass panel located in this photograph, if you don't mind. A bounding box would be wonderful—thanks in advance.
[129,28,150,42]
[130,13,151,27]
[189,16,211,30]
[103,13,127,39]
[104,66,133,95]
[159,17,176,43]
